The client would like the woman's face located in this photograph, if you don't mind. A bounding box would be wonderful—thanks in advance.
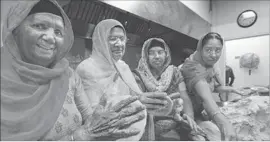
[108,27,126,62]
[201,38,223,66]
[148,46,166,70]
[14,12,65,67]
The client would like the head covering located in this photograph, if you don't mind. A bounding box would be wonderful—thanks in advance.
[28,0,64,20]
[77,19,142,94]
[135,38,174,92]
[192,32,224,68]
[76,19,146,141]
[1,0,74,140]
[180,33,224,92]
[90,19,126,70]
[148,39,165,50]
[134,38,177,140]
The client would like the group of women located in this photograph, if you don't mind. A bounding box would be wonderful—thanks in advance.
[1,0,243,141]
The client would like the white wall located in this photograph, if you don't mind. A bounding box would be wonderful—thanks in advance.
[211,0,269,41]
[225,35,269,88]
[180,0,211,23]
[211,0,270,83]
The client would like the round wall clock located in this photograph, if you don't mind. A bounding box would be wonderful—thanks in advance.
[237,10,258,28]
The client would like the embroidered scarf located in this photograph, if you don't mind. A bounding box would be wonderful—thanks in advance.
[135,38,174,92]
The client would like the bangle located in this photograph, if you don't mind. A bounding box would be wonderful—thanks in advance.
[211,110,222,120]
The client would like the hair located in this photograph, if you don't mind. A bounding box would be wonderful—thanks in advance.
[201,32,223,47]
[148,39,165,51]
[111,25,125,32]
[110,25,126,37]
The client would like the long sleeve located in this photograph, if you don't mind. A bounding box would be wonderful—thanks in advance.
[76,59,104,108]
[132,70,146,92]
[73,71,93,124]
[229,69,235,86]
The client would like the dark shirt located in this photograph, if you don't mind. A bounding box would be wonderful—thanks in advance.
[225,65,235,86]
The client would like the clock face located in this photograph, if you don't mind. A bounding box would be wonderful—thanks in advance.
[237,10,257,28]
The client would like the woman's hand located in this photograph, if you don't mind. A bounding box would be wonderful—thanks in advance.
[216,85,244,96]
[174,113,207,141]
[77,96,146,141]
[221,86,244,96]
[174,112,202,133]
[219,121,237,141]
[189,134,206,141]
[230,88,244,96]
[183,114,202,132]
[170,98,184,118]
[169,94,201,133]
[214,113,237,141]
[168,92,181,100]
[139,92,173,116]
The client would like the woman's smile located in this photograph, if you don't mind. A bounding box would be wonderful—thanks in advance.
[35,44,55,58]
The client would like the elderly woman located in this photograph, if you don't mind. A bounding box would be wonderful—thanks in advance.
[181,32,243,141]
[133,38,203,141]
[1,0,146,140]
[76,19,176,141]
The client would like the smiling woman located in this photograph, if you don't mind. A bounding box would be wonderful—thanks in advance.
[9,0,67,68]
[13,13,65,67]
[1,0,146,141]
[108,25,127,61]
[76,19,147,141]
[1,0,75,140]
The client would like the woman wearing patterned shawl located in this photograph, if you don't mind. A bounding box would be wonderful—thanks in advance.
[181,32,243,141]
[133,38,203,141]
[1,0,146,140]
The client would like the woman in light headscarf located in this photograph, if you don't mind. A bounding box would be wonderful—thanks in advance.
[133,38,204,141]
[181,32,243,141]
[1,0,146,140]
[76,19,175,141]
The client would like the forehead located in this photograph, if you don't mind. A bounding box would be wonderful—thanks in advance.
[110,27,125,35]
[149,46,164,51]
[203,39,223,48]
[27,13,64,27]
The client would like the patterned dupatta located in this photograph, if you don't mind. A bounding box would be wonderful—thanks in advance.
[134,38,180,140]
[135,38,174,92]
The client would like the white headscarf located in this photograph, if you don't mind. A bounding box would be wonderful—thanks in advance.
[76,19,146,141]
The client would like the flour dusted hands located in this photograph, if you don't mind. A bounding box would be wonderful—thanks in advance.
[212,112,237,141]
[219,121,237,141]
[74,96,146,141]
[139,92,173,116]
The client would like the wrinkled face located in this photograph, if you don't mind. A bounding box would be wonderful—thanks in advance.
[201,38,223,66]
[148,46,166,70]
[108,27,126,62]
[13,12,65,67]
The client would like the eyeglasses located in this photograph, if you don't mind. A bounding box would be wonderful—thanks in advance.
[204,49,222,55]
[108,36,127,43]
[148,50,166,57]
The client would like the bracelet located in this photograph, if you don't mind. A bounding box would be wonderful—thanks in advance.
[211,110,222,120]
